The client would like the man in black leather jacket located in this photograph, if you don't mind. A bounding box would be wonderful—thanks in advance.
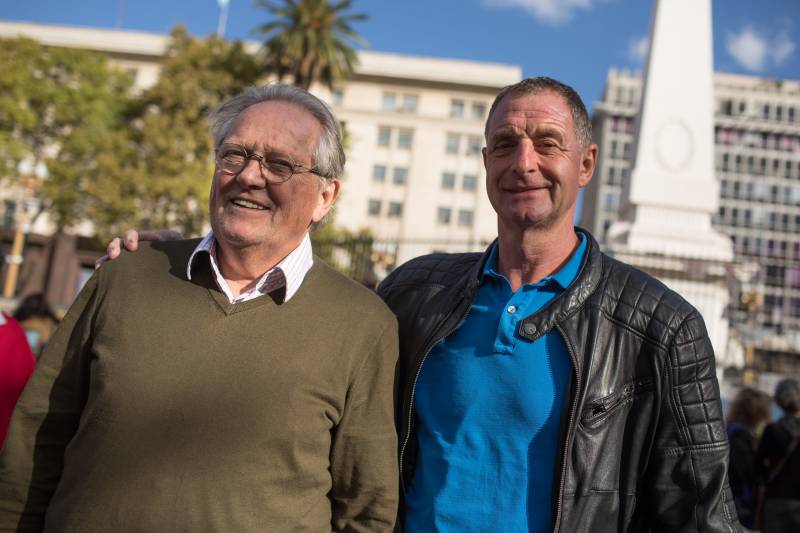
[377,77,741,532]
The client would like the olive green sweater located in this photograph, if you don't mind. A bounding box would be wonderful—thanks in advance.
[0,239,399,532]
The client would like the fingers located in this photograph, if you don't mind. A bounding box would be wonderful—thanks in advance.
[95,235,122,270]
[122,229,140,251]
[95,228,182,271]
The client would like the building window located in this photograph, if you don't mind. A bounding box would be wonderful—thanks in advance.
[623,142,632,159]
[466,136,482,156]
[388,201,403,217]
[372,164,387,182]
[446,133,460,154]
[437,207,452,225]
[378,126,391,147]
[471,102,486,120]
[397,128,414,149]
[392,167,408,185]
[382,92,397,112]
[367,199,381,216]
[402,94,418,113]
[458,209,474,227]
[462,174,478,191]
[441,172,456,190]
[330,88,344,106]
[450,99,465,118]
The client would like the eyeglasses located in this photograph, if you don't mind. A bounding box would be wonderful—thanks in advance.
[215,143,323,184]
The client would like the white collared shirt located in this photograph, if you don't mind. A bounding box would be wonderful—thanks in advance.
[186,232,313,304]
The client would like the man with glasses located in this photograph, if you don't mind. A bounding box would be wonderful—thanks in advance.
[0,84,399,532]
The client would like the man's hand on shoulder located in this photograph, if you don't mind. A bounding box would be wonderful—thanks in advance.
[95,229,184,269]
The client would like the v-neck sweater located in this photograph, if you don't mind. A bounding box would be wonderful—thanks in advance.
[0,239,399,532]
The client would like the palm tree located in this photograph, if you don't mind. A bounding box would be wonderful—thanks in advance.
[254,0,367,90]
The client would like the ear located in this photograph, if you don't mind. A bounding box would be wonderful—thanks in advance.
[482,146,488,171]
[311,178,341,223]
[578,144,598,188]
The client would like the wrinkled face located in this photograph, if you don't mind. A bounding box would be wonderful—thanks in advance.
[209,101,339,257]
[482,91,596,232]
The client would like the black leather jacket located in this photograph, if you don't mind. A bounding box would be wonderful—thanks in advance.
[377,230,741,532]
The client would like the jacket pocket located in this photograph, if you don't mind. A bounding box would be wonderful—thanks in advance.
[581,379,653,429]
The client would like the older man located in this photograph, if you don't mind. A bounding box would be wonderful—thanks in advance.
[0,84,399,532]
[101,77,741,532]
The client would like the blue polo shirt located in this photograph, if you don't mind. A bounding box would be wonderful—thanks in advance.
[404,233,587,532]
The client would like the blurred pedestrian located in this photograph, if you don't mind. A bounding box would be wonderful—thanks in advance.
[12,293,59,356]
[757,378,800,532]
[0,312,35,445]
[726,387,772,529]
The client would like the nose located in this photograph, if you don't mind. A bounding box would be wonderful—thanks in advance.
[513,139,539,176]
[236,157,265,188]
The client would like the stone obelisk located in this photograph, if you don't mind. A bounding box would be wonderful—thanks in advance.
[607,0,734,367]
[610,0,731,259]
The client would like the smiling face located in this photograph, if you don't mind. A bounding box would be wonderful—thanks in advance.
[482,90,596,235]
[209,100,339,260]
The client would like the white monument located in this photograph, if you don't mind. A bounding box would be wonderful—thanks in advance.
[607,0,735,370]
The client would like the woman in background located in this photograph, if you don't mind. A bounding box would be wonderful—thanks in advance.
[727,387,772,530]
[758,378,800,533]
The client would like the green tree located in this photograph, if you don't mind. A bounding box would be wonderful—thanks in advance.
[254,0,366,90]
[0,37,133,231]
[126,25,262,237]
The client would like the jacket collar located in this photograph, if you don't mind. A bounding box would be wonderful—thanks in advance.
[469,227,604,342]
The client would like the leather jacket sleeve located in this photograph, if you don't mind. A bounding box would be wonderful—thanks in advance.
[645,310,741,532]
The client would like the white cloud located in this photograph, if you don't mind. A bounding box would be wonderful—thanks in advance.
[727,28,769,71]
[726,26,795,72]
[628,36,648,64]
[772,32,796,64]
[483,0,594,26]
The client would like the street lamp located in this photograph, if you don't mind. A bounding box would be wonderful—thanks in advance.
[3,159,47,298]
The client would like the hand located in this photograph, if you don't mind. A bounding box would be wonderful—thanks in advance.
[94,229,183,269]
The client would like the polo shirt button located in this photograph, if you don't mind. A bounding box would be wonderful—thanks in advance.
[507,305,517,314]
[522,322,537,336]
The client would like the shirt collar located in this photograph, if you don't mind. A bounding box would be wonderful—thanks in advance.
[187,232,314,304]
[482,232,587,290]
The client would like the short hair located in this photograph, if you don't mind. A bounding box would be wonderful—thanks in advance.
[775,378,800,414]
[209,84,345,183]
[726,387,772,430]
[485,77,592,149]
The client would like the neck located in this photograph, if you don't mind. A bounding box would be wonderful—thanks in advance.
[496,218,579,292]
[215,238,300,297]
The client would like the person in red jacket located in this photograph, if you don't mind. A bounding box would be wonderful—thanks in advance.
[0,312,36,445]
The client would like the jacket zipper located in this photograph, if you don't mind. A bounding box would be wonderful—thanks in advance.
[552,323,581,533]
[398,296,473,490]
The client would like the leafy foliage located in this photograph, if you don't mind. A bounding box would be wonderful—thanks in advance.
[0,37,133,230]
[254,0,366,90]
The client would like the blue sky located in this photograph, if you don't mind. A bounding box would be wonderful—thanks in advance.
[1,0,797,111]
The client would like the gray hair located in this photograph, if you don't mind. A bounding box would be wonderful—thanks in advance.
[209,84,345,183]
[485,77,593,149]
[775,378,800,414]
